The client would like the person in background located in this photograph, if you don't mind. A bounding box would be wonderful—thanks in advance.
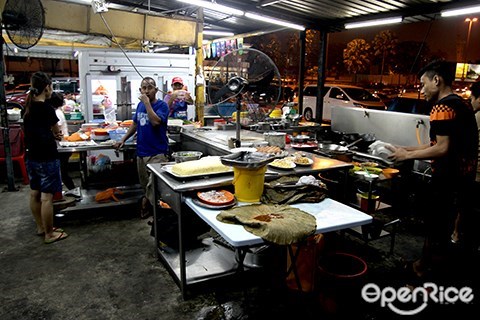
[47,92,77,192]
[164,77,193,120]
[450,81,480,249]
[64,92,76,108]
[387,60,478,281]
[23,72,68,244]
[115,77,169,218]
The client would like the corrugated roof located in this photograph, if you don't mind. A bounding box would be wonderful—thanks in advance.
[106,0,480,36]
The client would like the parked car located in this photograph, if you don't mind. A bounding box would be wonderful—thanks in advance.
[387,94,431,115]
[302,84,386,121]
[6,84,30,108]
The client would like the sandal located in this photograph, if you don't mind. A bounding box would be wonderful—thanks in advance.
[37,227,64,236]
[44,231,69,244]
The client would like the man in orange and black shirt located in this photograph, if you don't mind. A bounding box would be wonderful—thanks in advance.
[387,60,478,281]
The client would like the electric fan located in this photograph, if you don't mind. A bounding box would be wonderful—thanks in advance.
[2,0,45,49]
[0,0,45,191]
[207,48,282,121]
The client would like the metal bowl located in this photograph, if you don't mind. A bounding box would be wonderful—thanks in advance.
[171,151,203,163]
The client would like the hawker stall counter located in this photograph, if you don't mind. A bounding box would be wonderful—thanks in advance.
[147,150,353,298]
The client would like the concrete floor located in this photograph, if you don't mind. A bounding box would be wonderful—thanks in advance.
[0,175,479,320]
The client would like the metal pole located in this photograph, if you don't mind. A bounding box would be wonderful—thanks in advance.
[0,36,17,191]
[462,18,477,81]
[297,31,306,115]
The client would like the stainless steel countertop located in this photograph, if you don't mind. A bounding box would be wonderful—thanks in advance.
[148,155,352,193]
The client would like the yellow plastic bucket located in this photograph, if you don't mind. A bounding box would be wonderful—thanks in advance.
[232,166,267,202]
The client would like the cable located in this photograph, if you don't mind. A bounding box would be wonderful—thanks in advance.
[99,13,144,79]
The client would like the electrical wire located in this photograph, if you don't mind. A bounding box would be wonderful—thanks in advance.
[99,13,143,79]
[98,12,168,94]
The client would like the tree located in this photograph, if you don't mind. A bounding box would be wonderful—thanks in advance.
[343,39,371,83]
[372,30,398,84]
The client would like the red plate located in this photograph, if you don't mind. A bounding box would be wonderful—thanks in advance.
[291,142,318,150]
[197,190,235,206]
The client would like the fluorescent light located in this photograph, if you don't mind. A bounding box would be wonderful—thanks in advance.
[176,0,244,16]
[153,47,169,52]
[345,17,402,29]
[260,0,284,7]
[245,12,305,31]
[73,50,79,58]
[441,5,480,17]
[203,30,234,36]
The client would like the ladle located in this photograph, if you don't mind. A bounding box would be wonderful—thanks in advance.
[345,138,364,149]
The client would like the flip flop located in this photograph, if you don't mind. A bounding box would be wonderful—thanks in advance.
[37,227,64,236]
[44,231,69,244]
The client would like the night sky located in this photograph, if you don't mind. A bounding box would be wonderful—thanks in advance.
[329,15,480,63]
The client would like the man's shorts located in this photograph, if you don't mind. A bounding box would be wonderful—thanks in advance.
[26,159,62,194]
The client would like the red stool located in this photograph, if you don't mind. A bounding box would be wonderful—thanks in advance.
[0,125,29,185]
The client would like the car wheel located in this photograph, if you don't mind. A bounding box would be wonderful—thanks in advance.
[304,108,313,121]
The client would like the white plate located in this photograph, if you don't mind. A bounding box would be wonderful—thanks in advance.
[268,160,296,170]
[293,157,314,166]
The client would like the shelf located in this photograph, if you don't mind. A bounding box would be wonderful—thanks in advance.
[157,237,240,286]
[56,185,143,214]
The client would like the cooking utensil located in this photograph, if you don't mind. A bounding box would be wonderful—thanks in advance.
[345,138,364,149]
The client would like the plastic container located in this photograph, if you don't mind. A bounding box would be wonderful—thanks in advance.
[232,165,266,202]
[108,129,133,142]
[263,132,286,149]
[171,151,203,163]
[317,252,368,315]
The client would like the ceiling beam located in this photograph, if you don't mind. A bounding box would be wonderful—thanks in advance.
[42,0,196,46]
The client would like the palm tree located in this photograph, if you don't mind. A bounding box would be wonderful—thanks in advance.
[343,39,371,83]
[372,30,398,84]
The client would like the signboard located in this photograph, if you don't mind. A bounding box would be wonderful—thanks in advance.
[455,63,480,82]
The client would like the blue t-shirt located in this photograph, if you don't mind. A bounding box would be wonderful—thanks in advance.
[133,99,169,157]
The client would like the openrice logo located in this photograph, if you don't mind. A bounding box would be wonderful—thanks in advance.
[361,282,474,315]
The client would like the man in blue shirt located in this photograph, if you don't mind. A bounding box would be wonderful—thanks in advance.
[116,77,169,218]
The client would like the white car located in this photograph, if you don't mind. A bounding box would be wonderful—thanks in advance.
[302,84,386,121]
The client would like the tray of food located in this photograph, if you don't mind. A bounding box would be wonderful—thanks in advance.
[254,146,289,158]
[161,156,232,178]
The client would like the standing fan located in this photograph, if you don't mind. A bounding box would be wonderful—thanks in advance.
[0,0,44,191]
[2,0,45,49]
[207,48,282,121]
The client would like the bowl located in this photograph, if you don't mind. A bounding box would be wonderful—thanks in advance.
[171,151,203,163]
[382,168,400,179]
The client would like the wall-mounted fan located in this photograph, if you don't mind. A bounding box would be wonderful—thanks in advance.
[2,0,45,49]
[207,48,282,124]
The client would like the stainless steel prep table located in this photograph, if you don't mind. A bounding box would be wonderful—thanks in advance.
[148,154,354,298]
[55,138,175,214]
